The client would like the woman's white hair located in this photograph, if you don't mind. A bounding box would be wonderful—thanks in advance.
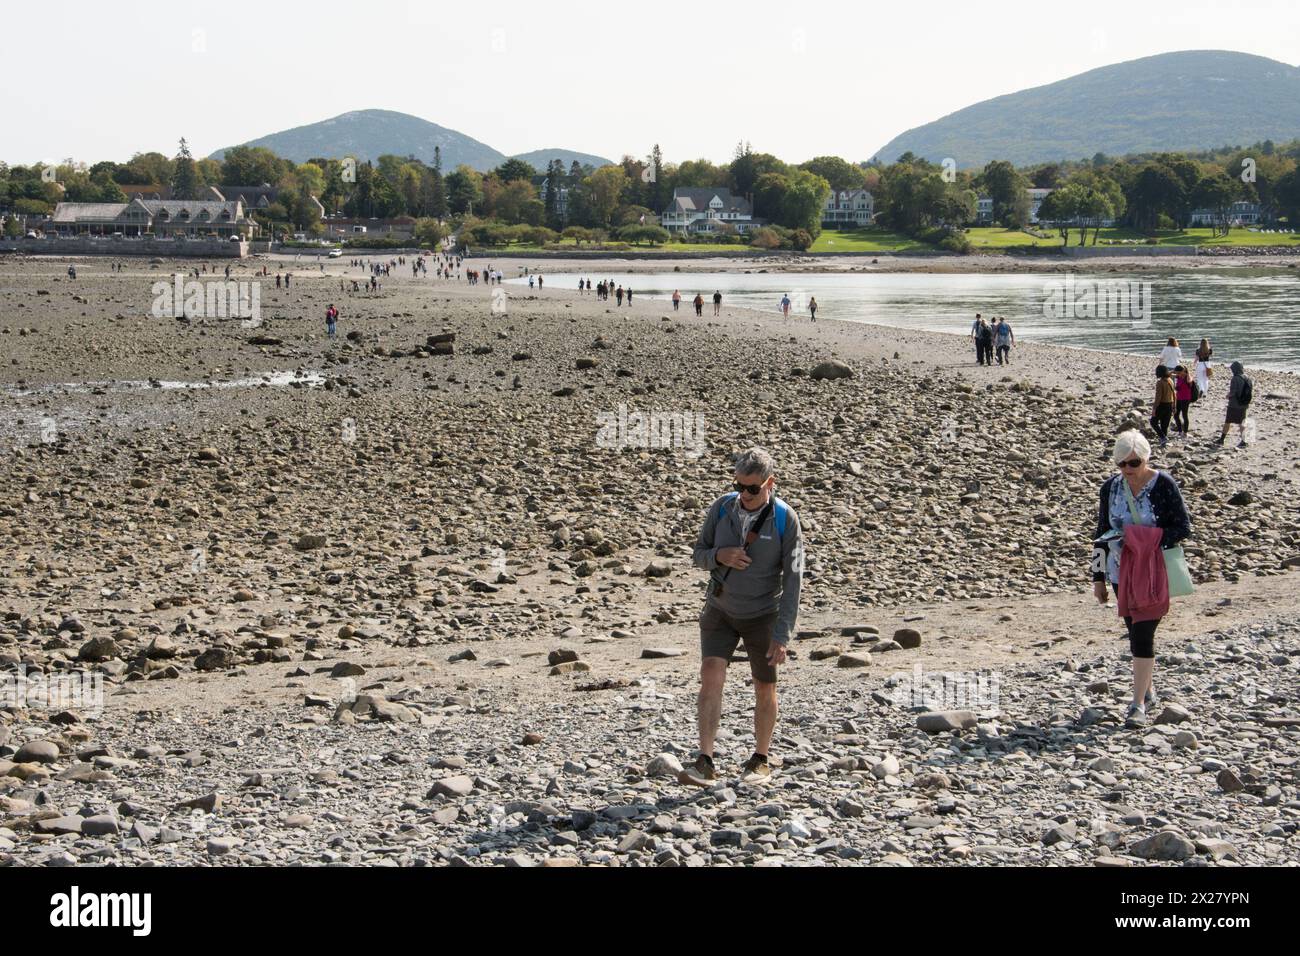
[1113,429,1152,465]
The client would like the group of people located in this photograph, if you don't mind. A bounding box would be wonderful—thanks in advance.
[778,293,818,322]
[970,313,1015,365]
[1148,337,1254,449]
[678,419,1202,786]
[466,268,506,286]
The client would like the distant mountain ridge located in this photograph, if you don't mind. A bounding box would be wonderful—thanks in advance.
[209,109,612,173]
[873,50,1300,168]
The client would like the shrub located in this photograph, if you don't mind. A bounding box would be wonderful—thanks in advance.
[749,227,781,250]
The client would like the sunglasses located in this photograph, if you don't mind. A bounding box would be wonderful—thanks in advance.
[734,481,767,496]
[1118,458,1143,469]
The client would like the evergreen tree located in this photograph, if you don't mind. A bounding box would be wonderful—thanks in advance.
[172,138,199,199]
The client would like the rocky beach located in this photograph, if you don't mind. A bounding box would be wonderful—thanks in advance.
[1,252,1298,867]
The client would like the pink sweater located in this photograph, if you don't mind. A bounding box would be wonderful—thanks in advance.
[1118,524,1169,623]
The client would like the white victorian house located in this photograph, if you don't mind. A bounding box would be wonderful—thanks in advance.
[660,188,758,234]
[822,188,875,227]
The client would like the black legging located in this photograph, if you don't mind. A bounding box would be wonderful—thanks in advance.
[1110,581,1159,659]
[1174,400,1190,435]
[1151,402,1174,442]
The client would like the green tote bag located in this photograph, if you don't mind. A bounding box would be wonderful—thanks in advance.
[1123,480,1194,598]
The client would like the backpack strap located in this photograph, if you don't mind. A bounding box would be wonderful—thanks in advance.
[719,493,789,541]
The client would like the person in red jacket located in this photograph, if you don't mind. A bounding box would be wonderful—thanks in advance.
[1091,430,1192,728]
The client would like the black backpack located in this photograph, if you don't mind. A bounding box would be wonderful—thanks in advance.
[1239,376,1253,407]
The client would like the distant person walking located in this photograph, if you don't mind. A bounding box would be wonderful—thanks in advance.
[976,317,994,366]
[1217,361,1254,447]
[808,296,817,322]
[712,291,722,316]
[672,289,682,311]
[626,287,633,305]
[970,313,984,364]
[1173,365,1193,438]
[780,294,791,318]
[1091,430,1192,728]
[995,318,1015,365]
[1150,366,1176,448]
[616,286,624,306]
[1194,338,1214,397]
[694,293,705,317]
[1158,337,1183,374]
[325,304,338,338]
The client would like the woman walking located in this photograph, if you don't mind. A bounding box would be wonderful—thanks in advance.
[1158,337,1183,373]
[1092,431,1192,728]
[808,296,818,322]
[1173,365,1193,439]
[1150,366,1176,448]
[1194,338,1213,398]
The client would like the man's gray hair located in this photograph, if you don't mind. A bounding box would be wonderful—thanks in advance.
[733,447,776,480]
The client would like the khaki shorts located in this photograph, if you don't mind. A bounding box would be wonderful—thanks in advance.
[699,603,778,684]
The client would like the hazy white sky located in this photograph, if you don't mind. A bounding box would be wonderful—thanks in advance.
[4,0,1298,167]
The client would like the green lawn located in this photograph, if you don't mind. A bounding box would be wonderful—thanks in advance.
[964,228,1054,248]
[1030,227,1300,248]
[810,228,930,252]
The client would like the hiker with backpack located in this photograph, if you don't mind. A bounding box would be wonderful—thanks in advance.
[1218,361,1254,447]
[685,448,805,786]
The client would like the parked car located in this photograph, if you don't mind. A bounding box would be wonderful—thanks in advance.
[327,248,342,258]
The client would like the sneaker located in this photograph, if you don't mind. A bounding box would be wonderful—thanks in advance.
[1124,703,1147,729]
[1144,686,1159,710]
[740,753,771,781]
[677,754,717,787]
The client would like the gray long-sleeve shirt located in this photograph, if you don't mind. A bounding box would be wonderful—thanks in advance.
[692,492,804,645]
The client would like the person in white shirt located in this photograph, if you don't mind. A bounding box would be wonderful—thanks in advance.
[1158,337,1183,374]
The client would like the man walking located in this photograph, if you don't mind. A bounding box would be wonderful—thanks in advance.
[780,293,791,318]
[995,317,1014,365]
[1217,361,1253,447]
[684,448,804,785]
[970,313,983,364]
[325,304,338,339]
[712,290,723,316]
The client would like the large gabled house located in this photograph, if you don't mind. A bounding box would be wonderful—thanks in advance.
[48,198,258,238]
[822,188,874,228]
[660,188,759,234]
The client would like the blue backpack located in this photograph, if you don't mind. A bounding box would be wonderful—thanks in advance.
[719,493,789,541]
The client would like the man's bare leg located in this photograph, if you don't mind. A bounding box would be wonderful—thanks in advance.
[697,657,728,757]
[754,679,778,756]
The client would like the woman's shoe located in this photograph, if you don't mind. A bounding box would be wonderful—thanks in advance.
[1124,703,1148,728]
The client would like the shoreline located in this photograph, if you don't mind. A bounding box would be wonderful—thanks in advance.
[9,247,1300,276]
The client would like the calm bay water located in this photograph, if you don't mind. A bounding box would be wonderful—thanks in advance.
[507,269,1300,372]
